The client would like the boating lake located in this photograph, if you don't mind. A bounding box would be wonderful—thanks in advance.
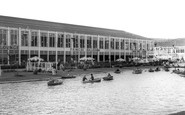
[1,69,185,115]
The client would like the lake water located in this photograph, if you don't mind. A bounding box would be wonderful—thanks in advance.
[1,69,185,115]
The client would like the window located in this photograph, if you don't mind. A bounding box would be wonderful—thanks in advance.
[73,35,78,48]
[31,31,38,47]
[116,39,119,50]
[49,33,55,47]
[80,35,85,48]
[125,40,129,50]
[130,42,133,50]
[111,38,114,49]
[105,37,109,49]
[93,37,97,49]
[121,39,124,50]
[147,43,149,51]
[10,30,18,46]
[0,29,7,46]
[41,32,47,47]
[58,34,64,48]
[66,34,71,48]
[87,36,92,48]
[21,31,29,46]
[99,37,103,49]
[139,42,142,50]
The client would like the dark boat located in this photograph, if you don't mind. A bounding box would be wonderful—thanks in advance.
[132,69,142,74]
[114,69,121,74]
[103,76,113,81]
[164,68,169,72]
[83,78,101,83]
[61,75,76,79]
[148,68,154,72]
[47,79,63,86]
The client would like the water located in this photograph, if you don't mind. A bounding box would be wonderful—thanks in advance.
[1,69,185,115]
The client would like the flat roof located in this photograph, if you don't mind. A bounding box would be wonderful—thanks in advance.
[0,15,151,40]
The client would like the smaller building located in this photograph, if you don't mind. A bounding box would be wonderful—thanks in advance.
[154,39,185,61]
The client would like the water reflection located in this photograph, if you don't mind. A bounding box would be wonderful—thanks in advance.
[1,69,185,115]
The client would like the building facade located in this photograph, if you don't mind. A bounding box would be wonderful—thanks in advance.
[153,46,185,60]
[0,16,154,65]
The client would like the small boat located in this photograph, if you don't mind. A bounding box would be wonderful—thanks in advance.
[164,68,169,72]
[148,68,154,72]
[61,75,76,79]
[83,78,101,83]
[114,69,121,74]
[132,69,142,74]
[103,76,113,81]
[155,67,160,72]
[47,79,63,86]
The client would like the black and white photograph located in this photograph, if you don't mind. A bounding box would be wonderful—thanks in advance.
[0,0,185,115]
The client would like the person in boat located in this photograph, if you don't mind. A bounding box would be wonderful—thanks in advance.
[116,69,120,72]
[107,73,112,77]
[82,75,87,81]
[90,74,94,80]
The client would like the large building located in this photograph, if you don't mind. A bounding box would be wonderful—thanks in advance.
[0,15,154,65]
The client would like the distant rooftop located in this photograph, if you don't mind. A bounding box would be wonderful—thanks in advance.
[155,38,185,47]
[0,15,150,40]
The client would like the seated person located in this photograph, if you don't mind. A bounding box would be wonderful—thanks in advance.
[116,69,120,72]
[107,73,112,77]
[90,74,94,80]
[82,75,87,81]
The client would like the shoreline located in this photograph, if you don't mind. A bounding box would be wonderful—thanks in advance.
[0,66,164,84]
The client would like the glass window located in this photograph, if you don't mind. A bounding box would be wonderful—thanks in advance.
[31,31,38,47]
[49,33,55,47]
[73,35,78,48]
[105,37,109,49]
[121,39,124,50]
[80,35,85,48]
[10,30,18,46]
[41,32,47,47]
[116,39,119,50]
[66,34,71,48]
[147,43,149,51]
[125,40,129,50]
[87,36,92,48]
[111,38,114,49]
[21,31,29,46]
[93,37,97,49]
[0,29,7,46]
[99,37,103,49]
[58,34,64,48]
[139,42,142,50]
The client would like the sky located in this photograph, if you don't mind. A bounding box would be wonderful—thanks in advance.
[0,0,185,39]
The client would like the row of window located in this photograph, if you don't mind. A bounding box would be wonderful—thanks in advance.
[0,29,153,50]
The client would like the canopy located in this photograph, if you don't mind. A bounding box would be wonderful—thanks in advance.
[116,58,126,62]
[79,57,95,61]
[28,56,44,62]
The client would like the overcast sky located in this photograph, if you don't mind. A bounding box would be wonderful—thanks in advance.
[0,0,185,39]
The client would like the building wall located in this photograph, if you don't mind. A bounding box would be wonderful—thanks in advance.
[0,26,154,65]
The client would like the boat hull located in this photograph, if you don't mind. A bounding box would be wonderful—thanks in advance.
[83,78,101,83]
[103,76,113,81]
[47,79,63,86]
